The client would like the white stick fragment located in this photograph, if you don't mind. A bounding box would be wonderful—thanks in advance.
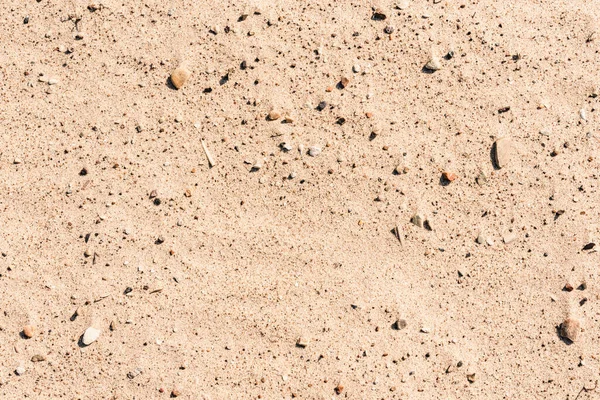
[201,139,215,168]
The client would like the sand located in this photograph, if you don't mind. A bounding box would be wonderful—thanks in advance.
[1,0,599,398]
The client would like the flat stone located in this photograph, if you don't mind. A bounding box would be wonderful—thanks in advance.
[170,66,191,89]
[493,137,512,168]
[82,327,101,346]
[31,354,46,362]
[559,318,580,342]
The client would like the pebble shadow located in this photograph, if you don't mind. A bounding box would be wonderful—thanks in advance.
[556,325,573,345]
[165,77,177,90]
[490,142,500,170]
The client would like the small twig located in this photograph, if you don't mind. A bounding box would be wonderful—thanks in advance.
[394,224,404,246]
[586,31,596,43]
[575,380,598,400]
[201,139,215,168]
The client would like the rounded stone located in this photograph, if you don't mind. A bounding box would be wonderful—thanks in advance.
[170,66,191,89]
[82,327,101,346]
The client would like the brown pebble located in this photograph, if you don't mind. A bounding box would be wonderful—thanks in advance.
[559,318,580,342]
[564,283,574,292]
[267,111,281,121]
[184,188,192,197]
[335,383,344,394]
[326,86,333,92]
[22,325,35,338]
[365,112,373,118]
[340,76,350,88]
[171,387,181,397]
[31,354,46,362]
[442,171,458,182]
[170,66,191,89]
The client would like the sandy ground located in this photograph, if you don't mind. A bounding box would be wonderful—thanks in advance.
[1,0,600,398]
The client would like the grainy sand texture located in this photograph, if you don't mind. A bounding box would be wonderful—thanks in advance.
[1,0,600,398]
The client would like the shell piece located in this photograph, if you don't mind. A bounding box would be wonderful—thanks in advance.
[170,66,191,89]
[82,327,101,346]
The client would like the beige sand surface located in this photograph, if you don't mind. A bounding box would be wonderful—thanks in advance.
[1,0,600,398]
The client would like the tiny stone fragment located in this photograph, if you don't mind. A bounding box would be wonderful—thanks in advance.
[15,366,25,376]
[467,373,476,383]
[127,367,144,379]
[31,354,46,362]
[384,25,395,34]
[170,66,191,89]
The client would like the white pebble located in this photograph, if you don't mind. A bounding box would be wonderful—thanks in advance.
[82,327,101,345]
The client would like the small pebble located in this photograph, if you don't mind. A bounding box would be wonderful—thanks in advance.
[559,318,580,342]
[170,66,191,89]
[424,57,442,71]
[564,283,574,292]
[31,354,46,362]
[411,213,424,228]
[267,111,281,121]
[82,326,101,346]
[171,387,181,397]
[308,146,322,157]
[15,366,25,376]
[127,367,144,379]
[493,137,512,168]
[372,8,387,20]
[352,64,361,73]
[22,325,35,338]
[296,337,309,348]
[339,76,350,88]
[396,0,410,9]
[384,25,395,34]
[442,171,458,182]
[394,319,407,330]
